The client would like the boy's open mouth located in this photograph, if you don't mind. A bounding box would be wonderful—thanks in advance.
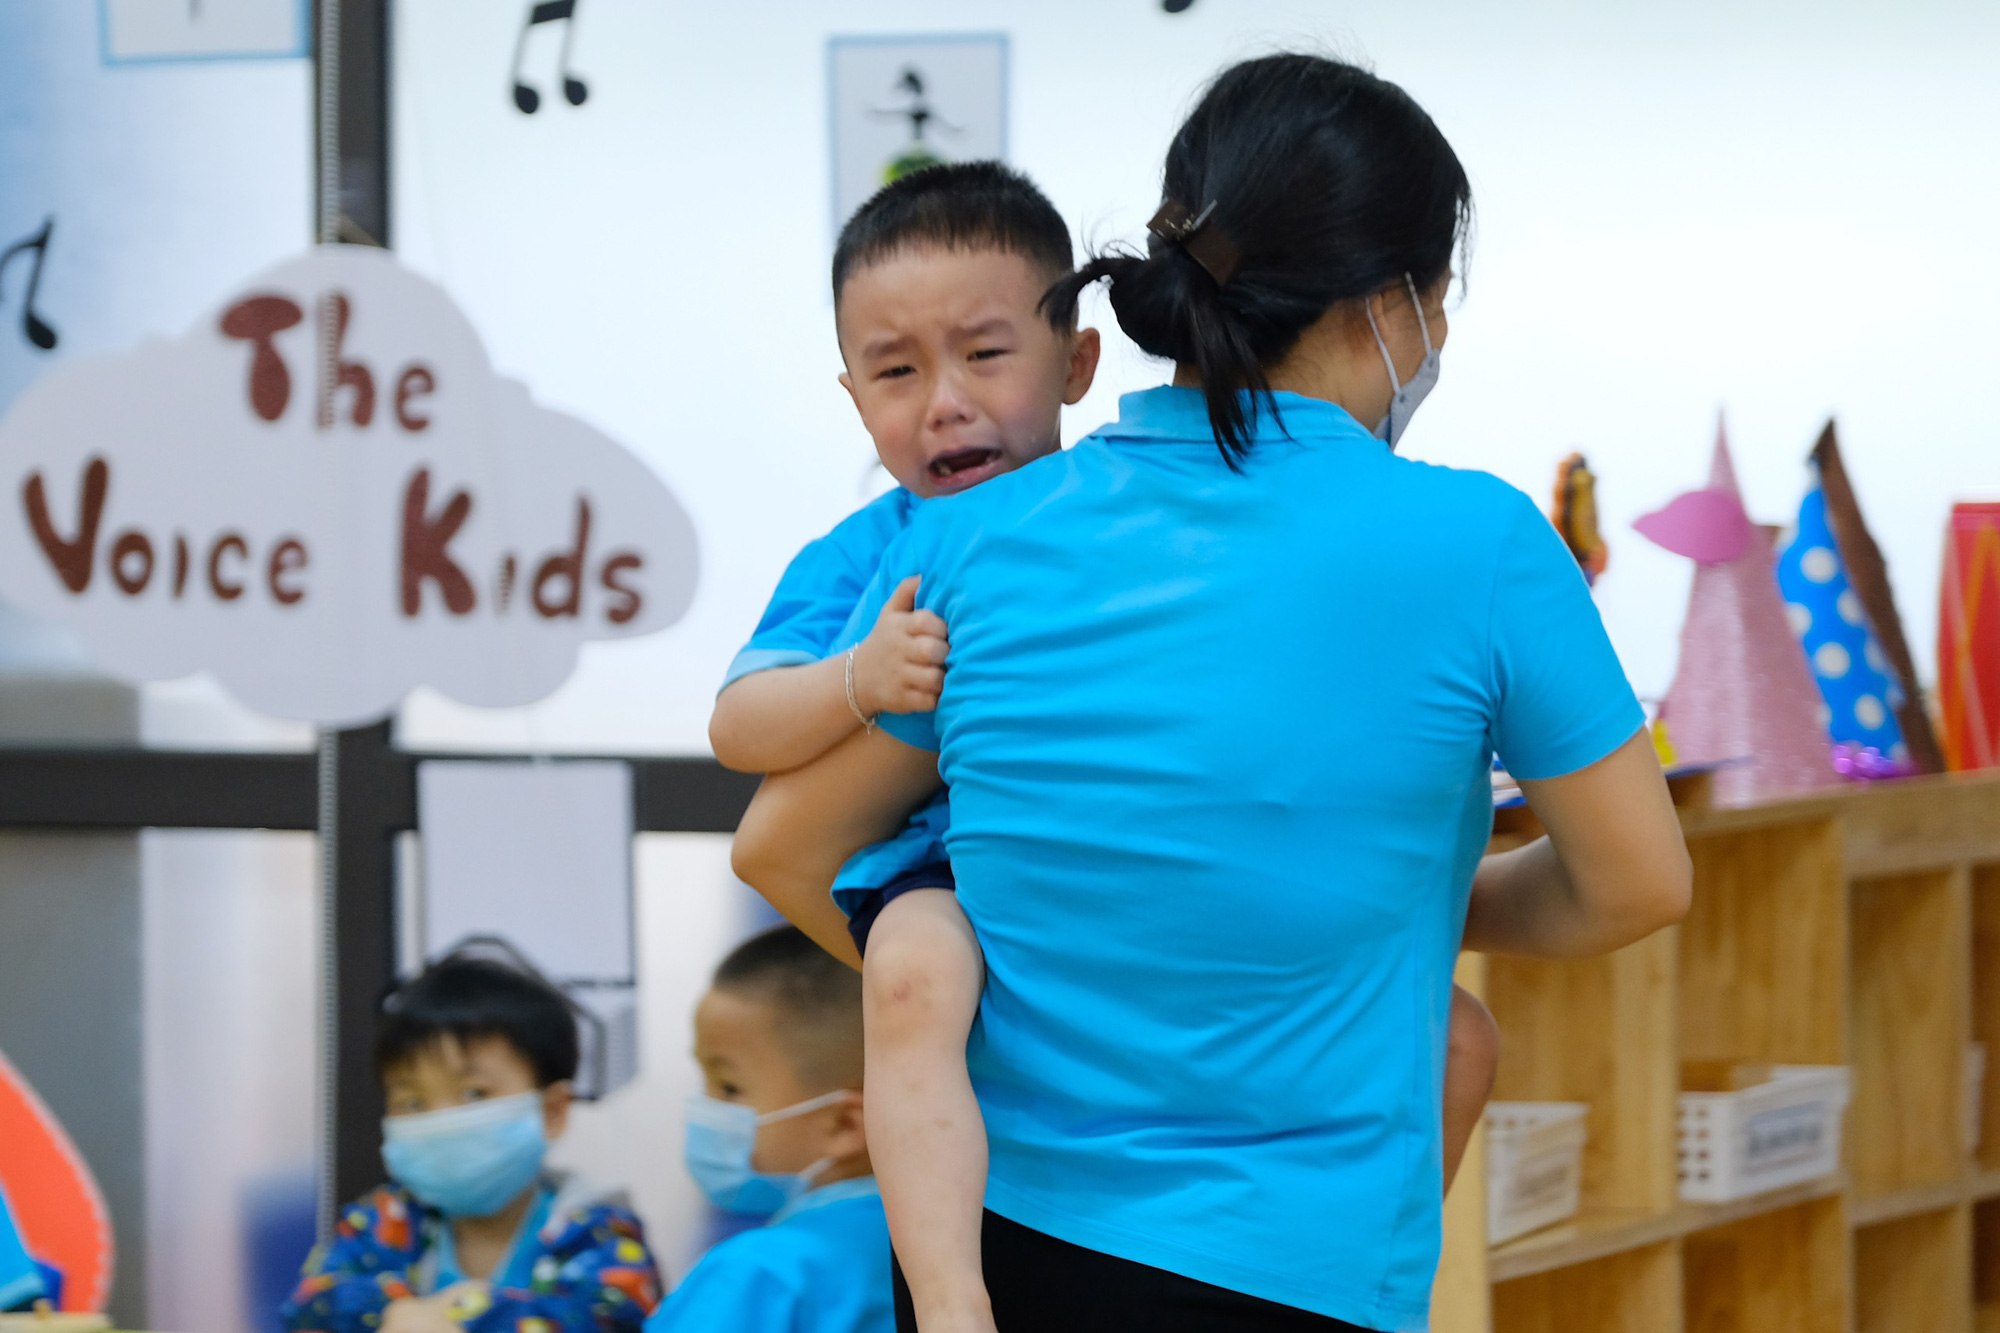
[928,446,1005,489]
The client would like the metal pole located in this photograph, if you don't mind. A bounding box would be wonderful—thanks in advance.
[311,0,343,1239]
[312,0,395,1231]
[325,720,403,1211]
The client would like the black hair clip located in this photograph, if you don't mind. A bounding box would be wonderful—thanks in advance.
[1147,197,1240,287]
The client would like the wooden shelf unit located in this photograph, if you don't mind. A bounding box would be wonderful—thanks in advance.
[1434,770,2000,1333]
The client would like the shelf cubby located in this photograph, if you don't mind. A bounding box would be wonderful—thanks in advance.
[1854,1204,1971,1333]
[1975,1199,2000,1331]
[1974,866,2000,1173]
[1679,816,1845,1071]
[1486,929,1679,1219]
[1493,1240,1679,1333]
[1850,868,1971,1199]
[1682,1194,1848,1331]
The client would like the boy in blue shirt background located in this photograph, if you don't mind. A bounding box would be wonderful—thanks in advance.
[282,953,661,1333]
[649,926,889,1333]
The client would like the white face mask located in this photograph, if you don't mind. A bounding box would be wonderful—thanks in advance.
[1365,273,1440,451]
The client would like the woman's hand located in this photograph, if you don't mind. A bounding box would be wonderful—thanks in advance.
[1465,730,1691,958]
[851,576,949,717]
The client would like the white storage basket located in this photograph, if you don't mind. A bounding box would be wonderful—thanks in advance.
[1486,1102,1588,1244]
[1677,1065,1850,1203]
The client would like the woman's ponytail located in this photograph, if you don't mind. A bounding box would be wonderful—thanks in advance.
[1045,232,1270,465]
[1049,54,1473,464]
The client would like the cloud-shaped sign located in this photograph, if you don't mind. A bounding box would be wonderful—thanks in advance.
[0,246,697,724]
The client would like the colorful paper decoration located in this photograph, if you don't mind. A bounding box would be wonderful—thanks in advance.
[1637,420,1838,807]
[1808,423,1945,773]
[1550,453,1609,585]
[1775,458,1911,773]
[1939,503,2000,771]
[0,1049,110,1312]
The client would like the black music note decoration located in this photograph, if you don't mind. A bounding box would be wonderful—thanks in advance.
[511,1,587,114]
[0,217,59,352]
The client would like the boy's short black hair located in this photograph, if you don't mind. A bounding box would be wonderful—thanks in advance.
[376,953,579,1087]
[831,160,1075,327]
[712,926,863,1089]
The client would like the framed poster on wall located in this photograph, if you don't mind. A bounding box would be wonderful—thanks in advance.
[826,34,1008,237]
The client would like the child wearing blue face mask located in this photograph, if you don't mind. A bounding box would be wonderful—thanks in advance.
[282,955,662,1333]
[647,926,890,1333]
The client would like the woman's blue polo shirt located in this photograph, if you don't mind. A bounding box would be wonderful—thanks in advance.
[845,387,1643,1330]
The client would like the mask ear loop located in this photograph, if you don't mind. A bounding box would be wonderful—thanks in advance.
[1367,274,1437,396]
[1403,273,1435,355]
[1366,299,1403,395]
[753,1087,858,1126]
[754,1090,855,1197]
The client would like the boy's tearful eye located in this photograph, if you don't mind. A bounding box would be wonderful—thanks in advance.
[969,346,1009,362]
[876,363,916,382]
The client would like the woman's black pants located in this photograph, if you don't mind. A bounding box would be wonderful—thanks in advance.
[892,1210,1377,1332]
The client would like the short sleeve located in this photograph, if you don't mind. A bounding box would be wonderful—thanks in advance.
[1487,492,1645,780]
[834,536,941,754]
[721,492,914,693]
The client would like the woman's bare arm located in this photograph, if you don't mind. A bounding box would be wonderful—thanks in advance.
[731,727,944,971]
[1463,730,1691,958]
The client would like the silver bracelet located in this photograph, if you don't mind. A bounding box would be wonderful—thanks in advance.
[844,647,877,733]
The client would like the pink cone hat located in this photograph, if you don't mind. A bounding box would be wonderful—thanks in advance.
[1637,417,1838,806]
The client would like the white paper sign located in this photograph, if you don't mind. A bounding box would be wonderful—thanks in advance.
[0,245,698,724]
[417,759,638,1095]
[828,34,1008,235]
[416,760,634,982]
[102,0,308,62]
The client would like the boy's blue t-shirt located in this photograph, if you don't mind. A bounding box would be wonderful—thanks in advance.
[722,488,920,690]
[846,388,1644,1330]
[724,487,947,912]
[645,1179,892,1333]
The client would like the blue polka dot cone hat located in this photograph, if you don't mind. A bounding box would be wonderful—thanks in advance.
[1776,462,1908,762]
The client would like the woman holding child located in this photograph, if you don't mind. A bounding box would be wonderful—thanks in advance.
[734,53,1690,1333]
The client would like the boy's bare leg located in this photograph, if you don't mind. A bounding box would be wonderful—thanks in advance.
[1442,982,1500,1191]
[863,889,994,1333]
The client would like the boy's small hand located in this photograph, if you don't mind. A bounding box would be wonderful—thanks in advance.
[852,576,947,716]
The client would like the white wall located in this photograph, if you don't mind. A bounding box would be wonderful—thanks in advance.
[392,0,2000,753]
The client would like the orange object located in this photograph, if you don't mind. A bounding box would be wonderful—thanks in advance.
[1939,503,2000,771]
[0,1050,111,1312]
[1551,452,1608,585]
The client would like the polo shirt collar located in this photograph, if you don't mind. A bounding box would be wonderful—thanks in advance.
[1102,385,1374,446]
